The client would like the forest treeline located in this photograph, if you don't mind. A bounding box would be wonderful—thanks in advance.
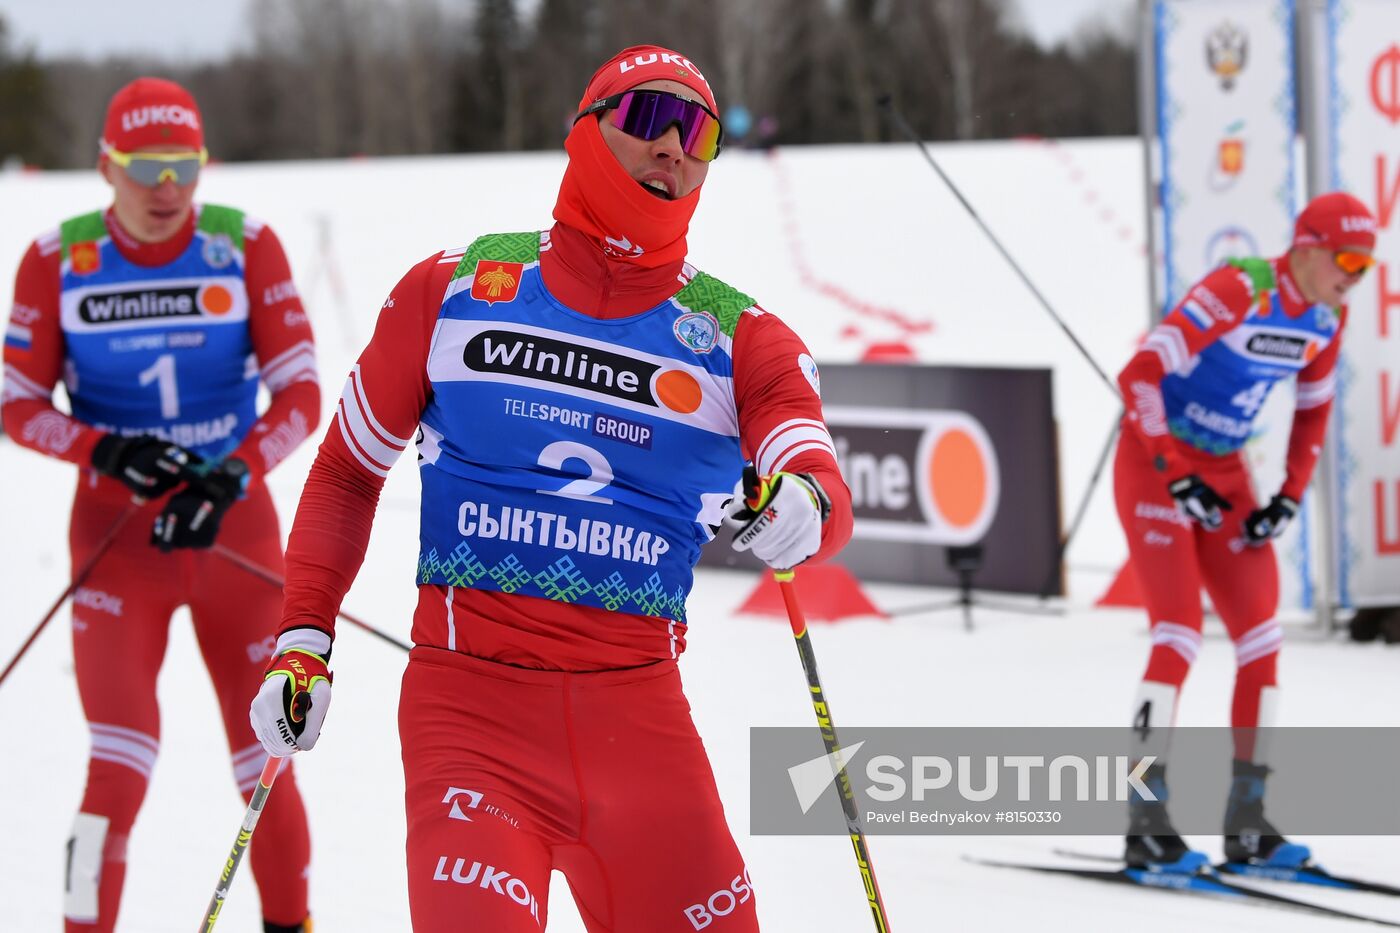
[0,0,1137,168]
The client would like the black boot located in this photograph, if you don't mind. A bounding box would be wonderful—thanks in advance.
[264,919,312,933]
[1124,763,1208,873]
[1222,760,1311,867]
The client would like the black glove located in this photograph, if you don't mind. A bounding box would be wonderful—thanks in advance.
[151,458,249,551]
[1242,494,1298,545]
[1168,474,1232,531]
[91,433,200,499]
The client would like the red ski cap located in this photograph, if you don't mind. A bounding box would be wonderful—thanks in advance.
[101,77,204,153]
[577,45,718,116]
[1292,192,1377,252]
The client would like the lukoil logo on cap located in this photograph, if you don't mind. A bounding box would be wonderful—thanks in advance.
[121,104,201,133]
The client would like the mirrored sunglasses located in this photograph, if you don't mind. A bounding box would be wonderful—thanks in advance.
[1333,250,1375,275]
[102,143,208,187]
[576,90,724,162]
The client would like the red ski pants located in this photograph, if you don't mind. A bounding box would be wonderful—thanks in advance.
[1114,429,1283,757]
[64,480,310,931]
[398,647,759,932]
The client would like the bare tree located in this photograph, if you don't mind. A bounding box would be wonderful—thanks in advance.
[17,0,1141,166]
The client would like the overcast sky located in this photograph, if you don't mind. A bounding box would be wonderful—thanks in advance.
[0,0,1136,61]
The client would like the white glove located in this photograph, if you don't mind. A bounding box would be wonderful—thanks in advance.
[249,628,333,757]
[726,467,831,570]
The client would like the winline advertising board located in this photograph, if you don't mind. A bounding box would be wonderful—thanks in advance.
[703,364,1062,595]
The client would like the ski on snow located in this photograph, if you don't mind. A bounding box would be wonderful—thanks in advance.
[1052,848,1400,897]
[965,853,1400,928]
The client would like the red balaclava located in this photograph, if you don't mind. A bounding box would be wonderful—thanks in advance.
[553,45,719,269]
[1292,191,1377,252]
[101,77,204,154]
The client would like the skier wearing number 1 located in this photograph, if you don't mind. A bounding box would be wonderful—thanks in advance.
[1113,192,1377,872]
[1,78,320,931]
[247,45,852,931]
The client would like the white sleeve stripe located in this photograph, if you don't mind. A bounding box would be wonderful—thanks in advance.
[263,350,317,381]
[755,419,829,473]
[758,426,836,475]
[1296,375,1336,410]
[772,441,839,474]
[337,387,403,471]
[350,365,413,446]
[1143,327,1188,372]
[336,403,392,478]
[265,364,319,393]
[1295,390,1335,410]
[263,349,319,392]
[2,370,49,402]
[262,339,316,373]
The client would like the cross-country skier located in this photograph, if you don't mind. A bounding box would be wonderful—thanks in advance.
[2,77,320,932]
[247,44,852,931]
[1113,191,1376,872]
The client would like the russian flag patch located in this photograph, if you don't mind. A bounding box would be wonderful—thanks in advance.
[4,323,32,351]
[1180,299,1213,332]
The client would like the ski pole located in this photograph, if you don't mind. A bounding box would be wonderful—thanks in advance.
[0,503,138,690]
[876,94,1119,398]
[198,754,286,931]
[211,544,411,653]
[775,570,893,932]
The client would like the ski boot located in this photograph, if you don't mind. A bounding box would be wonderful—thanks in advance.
[1222,760,1312,868]
[265,918,313,933]
[1124,762,1210,874]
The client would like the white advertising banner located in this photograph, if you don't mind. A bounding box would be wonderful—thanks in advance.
[1155,0,1298,307]
[1324,0,1400,606]
[1150,0,1310,610]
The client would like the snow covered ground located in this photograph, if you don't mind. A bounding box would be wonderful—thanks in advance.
[3,140,1398,931]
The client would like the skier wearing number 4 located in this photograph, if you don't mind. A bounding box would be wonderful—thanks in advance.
[1113,192,1377,873]
[247,45,852,932]
[1,79,321,930]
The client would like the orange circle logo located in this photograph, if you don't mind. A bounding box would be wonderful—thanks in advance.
[654,369,703,413]
[929,428,987,528]
[200,284,234,315]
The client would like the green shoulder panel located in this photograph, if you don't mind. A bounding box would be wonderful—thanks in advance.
[196,204,246,251]
[1226,257,1275,296]
[452,232,542,281]
[58,210,108,260]
[672,271,755,338]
